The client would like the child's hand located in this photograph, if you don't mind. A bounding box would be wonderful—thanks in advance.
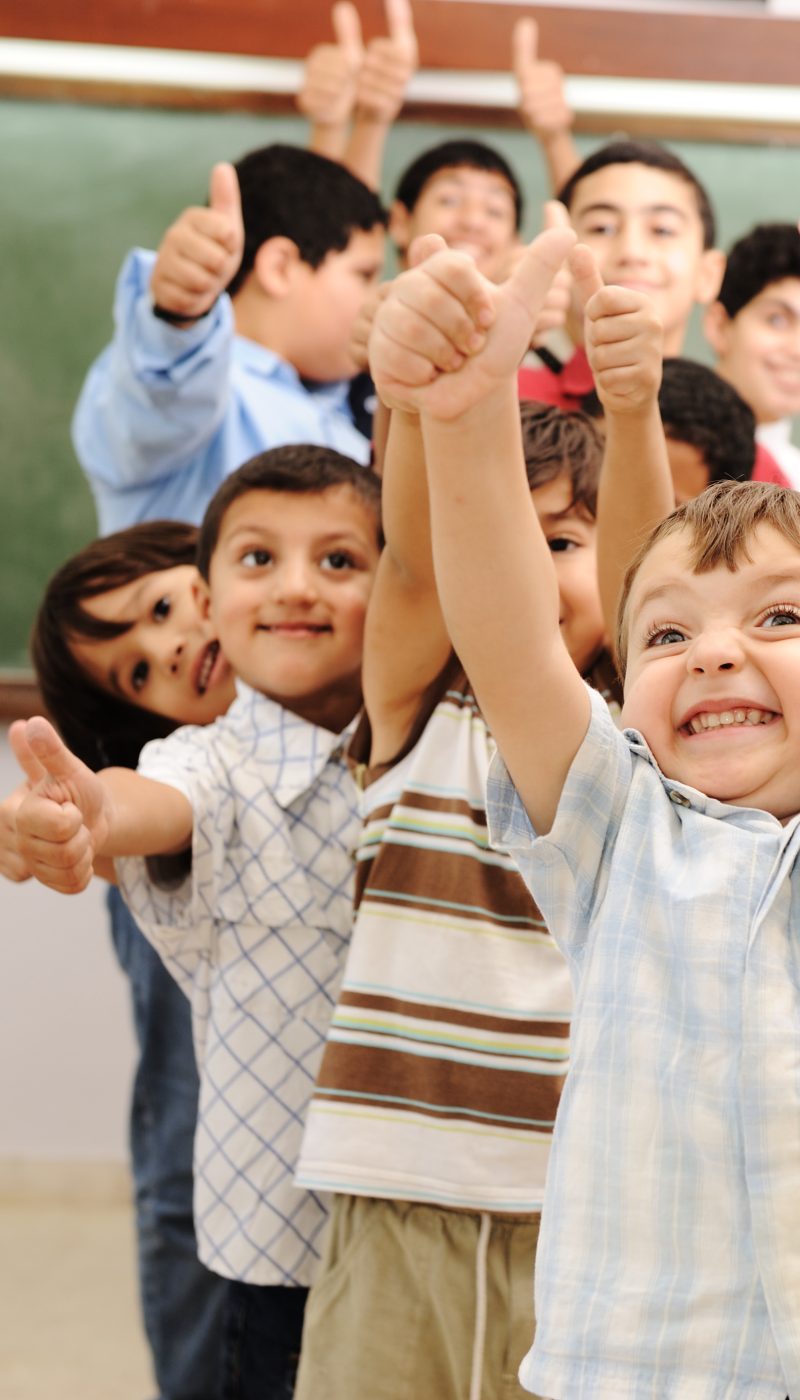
[513,18,573,142]
[149,163,245,322]
[0,782,32,884]
[369,226,575,421]
[355,0,418,124]
[350,279,392,372]
[573,244,663,414]
[297,2,364,129]
[9,719,112,894]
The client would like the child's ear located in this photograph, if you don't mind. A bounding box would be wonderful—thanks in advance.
[703,299,733,357]
[388,200,412,256]
[694,248,726,307]
[192,574,213,623]
[253,237,303,298]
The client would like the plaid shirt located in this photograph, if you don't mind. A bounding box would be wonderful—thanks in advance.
[117,683,359,1286]
[488,686,800,1399]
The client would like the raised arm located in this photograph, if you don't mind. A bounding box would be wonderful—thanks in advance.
[72,163,245,511]
[371,228,589,832]
[572,246,673,649]
[362,239,493,759]
[10,718,193,894]
[344,0,418,191]
[512,18,580,195]
[297,2,364,163]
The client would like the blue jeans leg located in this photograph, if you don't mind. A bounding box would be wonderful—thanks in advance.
[222,1283,308,1400]
[108,885,229,1400]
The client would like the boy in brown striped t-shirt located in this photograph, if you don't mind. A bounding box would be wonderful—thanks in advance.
[294,242,620,1400]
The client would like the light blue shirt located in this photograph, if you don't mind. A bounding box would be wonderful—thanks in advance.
[116,683,360,1286]
[73,249,372,534]
[487,686,800,1400]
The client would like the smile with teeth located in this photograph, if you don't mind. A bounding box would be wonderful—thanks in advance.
[683,707,777,736]
[196,639,220,695]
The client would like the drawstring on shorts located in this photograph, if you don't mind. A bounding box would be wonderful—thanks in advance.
[469,1211,492,1400]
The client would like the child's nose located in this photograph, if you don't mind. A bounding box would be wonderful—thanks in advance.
[276,560,318,601]
[688,630,745,674]
[615,221,648,262]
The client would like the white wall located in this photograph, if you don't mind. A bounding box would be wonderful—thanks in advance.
[0,725,136,1161]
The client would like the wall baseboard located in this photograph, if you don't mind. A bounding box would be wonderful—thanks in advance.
[0,1158,131,1207]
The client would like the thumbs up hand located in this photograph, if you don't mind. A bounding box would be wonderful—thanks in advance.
[149,161,245,323]
[297,2,365,129]
[10,718,112,894]
[573,243,664,414]
[356,0,418,124]
[370,225,575,422]
[512,17,573,141]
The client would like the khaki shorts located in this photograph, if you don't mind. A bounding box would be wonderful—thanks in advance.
[295,1194,542,1400]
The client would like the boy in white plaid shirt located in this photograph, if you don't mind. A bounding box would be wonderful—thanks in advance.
[368,226,800,1398]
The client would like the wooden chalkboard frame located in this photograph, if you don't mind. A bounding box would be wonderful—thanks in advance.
[4,0,800,87]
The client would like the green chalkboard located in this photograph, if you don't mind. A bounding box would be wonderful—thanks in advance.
[2,95,800,667]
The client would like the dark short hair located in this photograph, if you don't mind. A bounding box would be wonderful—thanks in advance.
[227,144,387,297]
[196,445,383,581]
[520,400,603,516]
[31,521,199,771]
[616,480,800,676]
[557,139,716,250]
[580,358,756,487]
[394,139,523,231]
[717,222,800,319]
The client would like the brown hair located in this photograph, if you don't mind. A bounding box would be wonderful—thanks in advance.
[31,521,199,771]
[196,445,382,581]
[520,401,603,517]
[615,480,800,676]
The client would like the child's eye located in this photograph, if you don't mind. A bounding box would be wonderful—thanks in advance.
[759,604,800,628]
[645,623,687,648]
[131,659,150,692]
[547,537,578,554]
[651,224,678,239]
[152,595,171,621]
[241,549,271,567]
[585,220,617,237]
[322,551,356,572]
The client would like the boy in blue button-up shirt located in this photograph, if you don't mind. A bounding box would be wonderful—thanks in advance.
[73,145,387,534]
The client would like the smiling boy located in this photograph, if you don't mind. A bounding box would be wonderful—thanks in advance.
[12,445,382,1400]
[373,226,800,1396]
[705,222,800,487]
[520,140,724,409]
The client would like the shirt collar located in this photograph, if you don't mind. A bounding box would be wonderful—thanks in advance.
[228,680,357,807]
[233,337,352,409]
[622,723,800,834]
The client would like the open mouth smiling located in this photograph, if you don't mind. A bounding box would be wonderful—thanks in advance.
[679,706,779,738]
[195,639,220,695]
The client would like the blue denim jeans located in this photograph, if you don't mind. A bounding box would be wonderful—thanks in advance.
[222,1283,308,1400]
[108,886,229,1400]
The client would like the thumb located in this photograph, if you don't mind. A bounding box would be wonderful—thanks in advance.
[543,199,571,231]
[17,717,89,790]
[209,162,243,226]
[507,226,576,317]
[408,233,448,268]
[9,720,49,788]
[333,0,364,67]
[570,243,604,311]
[512,16,538,75]
[384,0,418,55]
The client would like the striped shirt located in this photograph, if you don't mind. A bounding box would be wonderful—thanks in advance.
[117,683,359,1286]
[296,654,621,1212]
[488,685,800,1399]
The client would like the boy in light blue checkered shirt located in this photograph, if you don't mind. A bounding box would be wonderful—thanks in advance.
[369,227,800,1398]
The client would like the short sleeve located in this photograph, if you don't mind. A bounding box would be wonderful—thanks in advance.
[115,725,235,966]
[486,686,633,959]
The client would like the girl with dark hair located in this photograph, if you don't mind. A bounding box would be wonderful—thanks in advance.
[4,520,236,1400]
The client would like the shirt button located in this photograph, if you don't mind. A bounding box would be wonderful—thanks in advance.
[668,789,691,807]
